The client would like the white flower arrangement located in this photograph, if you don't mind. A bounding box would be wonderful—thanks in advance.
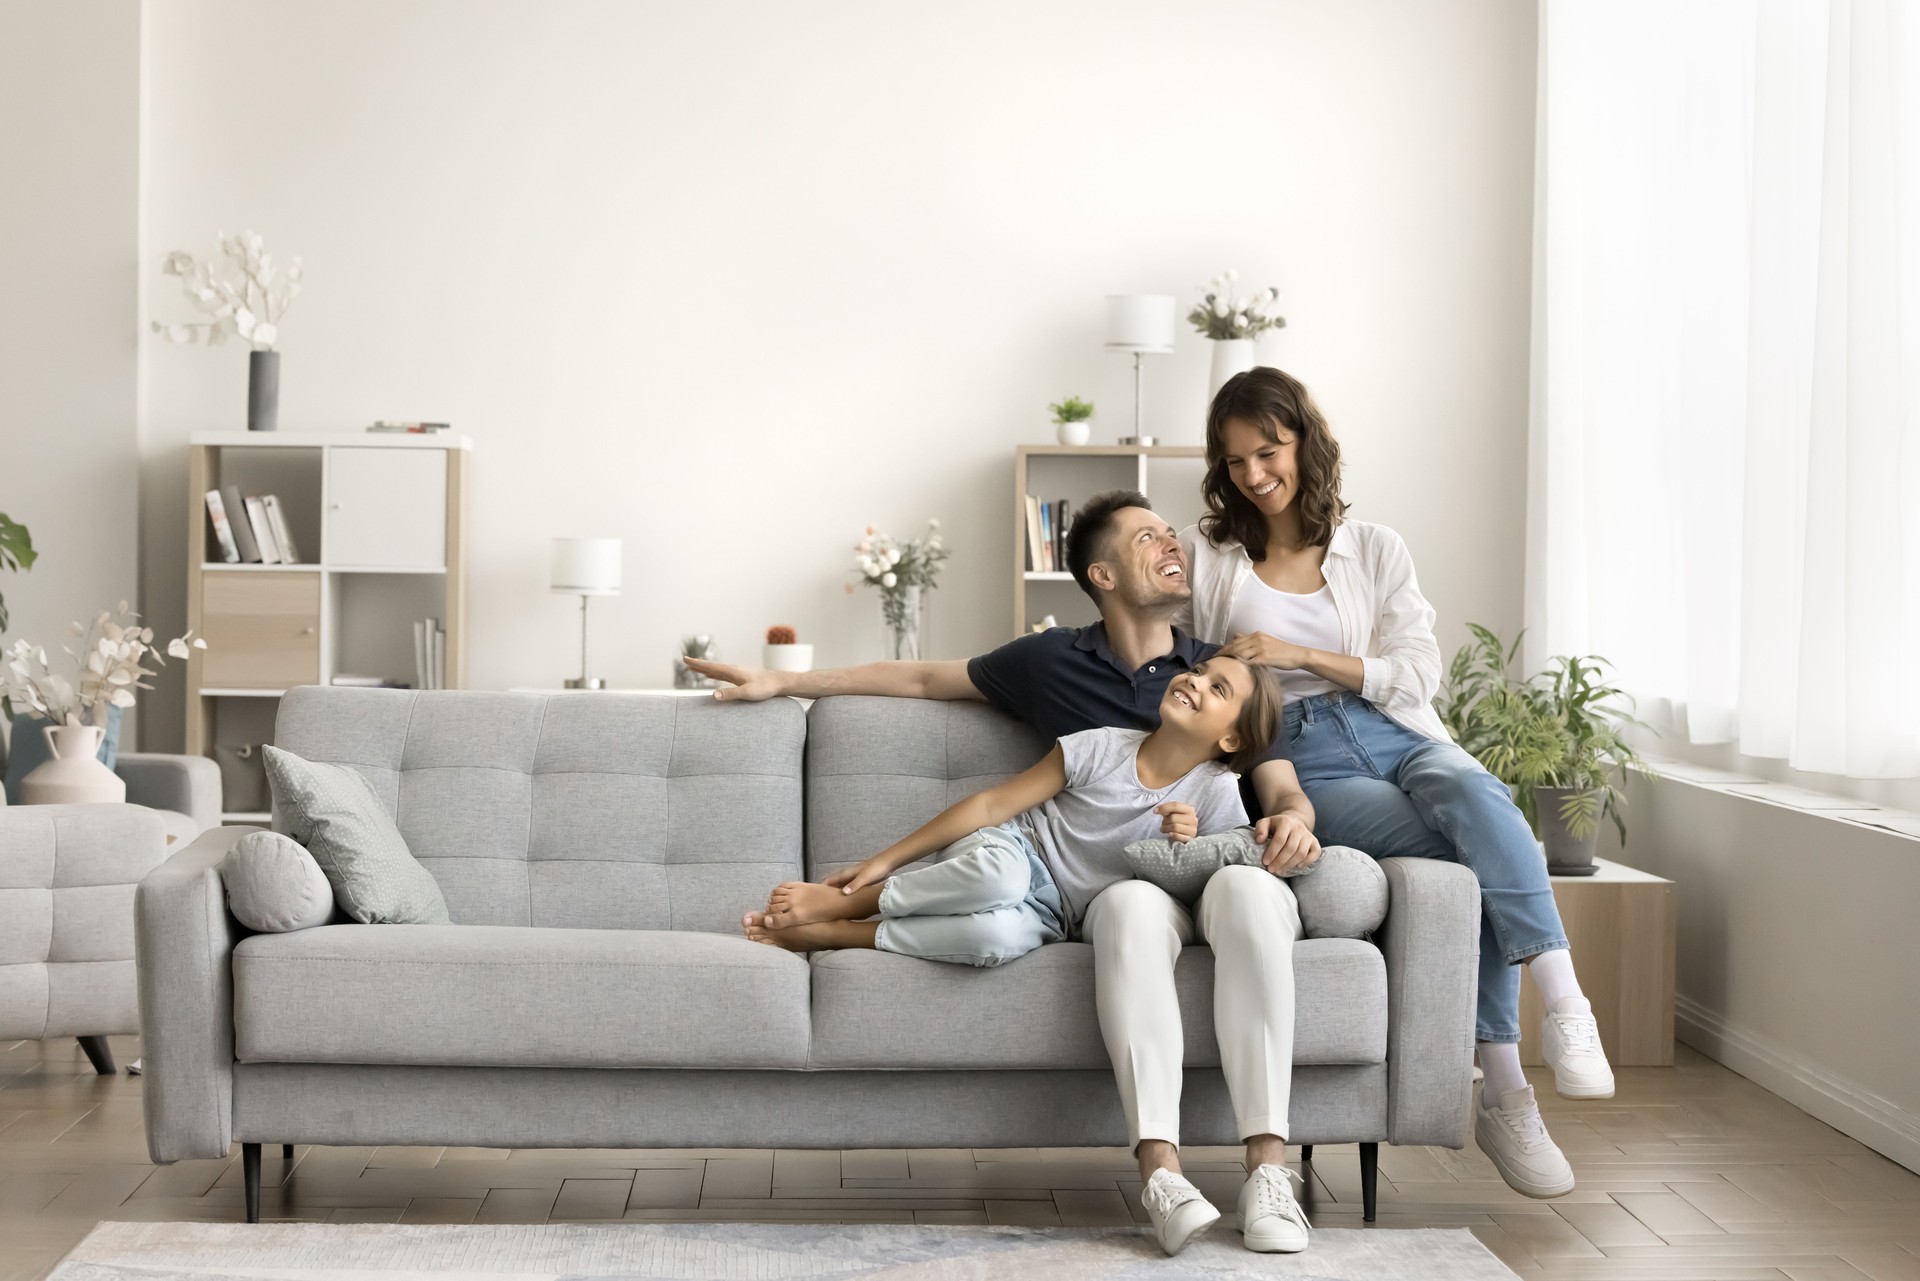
[1187,269,1286,341]
[151,230,303,351]
[0,603,204,728]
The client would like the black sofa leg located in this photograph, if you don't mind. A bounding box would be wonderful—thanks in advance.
[1359,1142,1378,1223]
[283,1144,294,1161]
[76,1036,114,1075]
[243,1143,261,1223]
[1299,1144,1313,1161]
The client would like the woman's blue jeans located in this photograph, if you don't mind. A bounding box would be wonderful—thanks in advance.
[1282,692,1568,1043]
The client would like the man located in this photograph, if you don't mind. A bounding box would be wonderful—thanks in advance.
[688,490,1318,1256]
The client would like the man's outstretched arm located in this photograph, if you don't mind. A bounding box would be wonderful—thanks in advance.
[681,656,985,703]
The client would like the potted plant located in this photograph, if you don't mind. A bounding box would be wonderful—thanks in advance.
[153,230,304,431]
[1187,269,1286,399]
[1049,396,1095,446]
[1439,625,1649,874]
[763,625,813,673]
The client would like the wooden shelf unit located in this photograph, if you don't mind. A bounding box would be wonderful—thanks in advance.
[1011,443,1206,638]
[184,432,471,821]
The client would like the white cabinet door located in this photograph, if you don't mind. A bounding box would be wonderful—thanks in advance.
[325,448,447,568]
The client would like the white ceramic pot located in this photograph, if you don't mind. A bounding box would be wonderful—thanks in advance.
[1055,420,1092,447]
[763,643,814,673]
[21,724,126,805]
[1208,338,1257,402]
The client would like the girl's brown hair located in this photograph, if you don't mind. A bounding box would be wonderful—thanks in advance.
[1200,366,1348,560]
[1215,657,1283,776]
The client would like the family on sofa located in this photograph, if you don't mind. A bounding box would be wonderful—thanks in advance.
[688,365,1616,1256]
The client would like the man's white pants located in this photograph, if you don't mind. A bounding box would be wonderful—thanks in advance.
[1081,865,1300,1148]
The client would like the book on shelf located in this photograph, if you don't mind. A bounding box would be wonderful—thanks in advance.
[243,497,282,564]
[262,495,300,563]
[203,490,240,563]
[219,484,262,561]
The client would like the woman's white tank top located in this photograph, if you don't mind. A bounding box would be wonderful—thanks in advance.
[1225,573,1345,703]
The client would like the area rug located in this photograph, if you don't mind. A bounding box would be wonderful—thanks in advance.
[52,1220,1519,1280]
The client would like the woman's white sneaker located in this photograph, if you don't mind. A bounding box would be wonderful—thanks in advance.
[1140,1169,1220,1256]
[1541,997,1616,1098]
[1474,1085,1576,1198]
[1238,1163,1310,1253]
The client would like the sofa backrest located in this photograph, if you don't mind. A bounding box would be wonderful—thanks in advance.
[273,688,805,934]
[805,696,1050,881]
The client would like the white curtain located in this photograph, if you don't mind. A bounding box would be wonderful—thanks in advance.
[1528,0,1920,779]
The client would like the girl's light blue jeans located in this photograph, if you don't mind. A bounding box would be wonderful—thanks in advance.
[1282,692,1568,1044]
[874,823,1067,968]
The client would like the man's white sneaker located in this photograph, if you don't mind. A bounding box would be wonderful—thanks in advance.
[1541,996,1616,1098]
[1238,1163,1310,1253]
[1140,1168,1220,1256]
[1475,1085,1575,1199]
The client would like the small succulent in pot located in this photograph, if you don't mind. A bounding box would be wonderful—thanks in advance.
[763,625,812,674]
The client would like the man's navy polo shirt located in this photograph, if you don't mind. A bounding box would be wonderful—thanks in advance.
[965,623,1219,743]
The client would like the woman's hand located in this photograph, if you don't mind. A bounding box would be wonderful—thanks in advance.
[1154,801,1199,844]
[1253,813,1321,875]
[825,856,891,894]
[1219,631,1313,671]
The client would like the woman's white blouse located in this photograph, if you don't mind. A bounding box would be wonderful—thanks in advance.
[1177,520,1453,743]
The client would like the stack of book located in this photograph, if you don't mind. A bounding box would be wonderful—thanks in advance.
[413,618,446,691]
[204,488,302,564]
[1023,495,1072,573]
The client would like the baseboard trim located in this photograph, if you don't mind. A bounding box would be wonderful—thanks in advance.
[1676,994,1920,1174]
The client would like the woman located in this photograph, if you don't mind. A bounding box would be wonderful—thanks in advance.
[1176,366,1611,1200]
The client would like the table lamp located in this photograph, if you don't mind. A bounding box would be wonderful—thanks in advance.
[1104,295,1176,444]
[551,537,622,690]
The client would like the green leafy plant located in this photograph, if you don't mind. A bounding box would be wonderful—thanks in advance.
[1049,396,1094,424]
[0,513,36,635]
[1439,624,1650,841]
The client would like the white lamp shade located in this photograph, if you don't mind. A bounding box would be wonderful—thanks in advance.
[1104,295,1176,353]
[551,537,622,595]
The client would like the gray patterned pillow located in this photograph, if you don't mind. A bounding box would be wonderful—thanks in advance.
[262,744,450,925]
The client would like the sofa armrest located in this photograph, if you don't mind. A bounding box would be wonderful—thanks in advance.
[135,824,255,1163]
[1378,856,1479,1148]
[116,753,223,834]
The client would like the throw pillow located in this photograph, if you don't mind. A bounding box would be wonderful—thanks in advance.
[261,744,450,925]
[3,706,122,806]
[220,830,336,933]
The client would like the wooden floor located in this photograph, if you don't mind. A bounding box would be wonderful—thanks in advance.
[1,1037,1916,1280]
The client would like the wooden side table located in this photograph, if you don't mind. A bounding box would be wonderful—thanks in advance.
[1518,857,1677,1067]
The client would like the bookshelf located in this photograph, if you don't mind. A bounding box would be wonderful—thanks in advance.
[1012,443,1207,638]
[184,431,471,821]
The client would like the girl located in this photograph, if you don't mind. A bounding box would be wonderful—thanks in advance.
[743,655,1281,971]
[1177,366,1612,1201]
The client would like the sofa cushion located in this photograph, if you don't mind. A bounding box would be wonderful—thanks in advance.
[807,938,1386,1070]
[233,924,810,1069]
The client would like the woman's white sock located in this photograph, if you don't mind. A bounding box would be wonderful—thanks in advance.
[1528,948,1584,1011]
[1477,1041,1527,1098]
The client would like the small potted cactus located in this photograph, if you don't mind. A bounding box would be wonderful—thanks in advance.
[763,625,813,673]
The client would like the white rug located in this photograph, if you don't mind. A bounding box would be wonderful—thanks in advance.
[52,1220,1519,1280]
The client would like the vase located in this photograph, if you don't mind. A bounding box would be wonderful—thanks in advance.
[1534,786,1602,876]
[1056,420,1091,447]
[762,643,814,673]
[21,724,126,806]
[1207,338,1257,402]
[248,350,280,432]
[881,585,927,660]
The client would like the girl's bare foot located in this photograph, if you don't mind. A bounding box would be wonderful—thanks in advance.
[765,880,868,928]
[744,918,880,953]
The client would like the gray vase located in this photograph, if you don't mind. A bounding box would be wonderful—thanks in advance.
[248,350,280,431]
[1534,786,1602,875]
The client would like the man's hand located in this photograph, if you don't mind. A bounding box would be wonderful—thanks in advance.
[1253,812,1321,874]
[1218,631,1312,671]
[1154,801,1199,844]
[825,855,891,894]
[683,657,787,702]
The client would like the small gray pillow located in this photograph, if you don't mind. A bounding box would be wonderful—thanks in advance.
[220,831,335,933]
[262,744,450,925]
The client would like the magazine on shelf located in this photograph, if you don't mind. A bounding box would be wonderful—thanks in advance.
[203,490,240,563]
[220,484,262,561]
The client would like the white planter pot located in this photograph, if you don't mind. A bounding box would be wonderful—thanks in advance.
[21,724,125,806]
[1208,338,1258,402]
[763,643,814,673]
[1055,420,1092,446]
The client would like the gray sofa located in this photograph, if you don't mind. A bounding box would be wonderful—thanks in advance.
[136,687,1479,1223]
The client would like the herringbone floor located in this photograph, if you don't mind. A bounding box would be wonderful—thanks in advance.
[1,1037,1915,1280]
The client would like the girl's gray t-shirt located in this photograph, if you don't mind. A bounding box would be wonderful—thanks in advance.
[1016,727,1247,931]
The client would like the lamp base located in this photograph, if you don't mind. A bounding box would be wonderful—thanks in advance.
[563,677,608,691]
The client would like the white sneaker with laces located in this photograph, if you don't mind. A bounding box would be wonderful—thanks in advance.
[1540,996,1616,1098]
[1475,1084,1575,1199]
[1140,1168,1220,1256]
[1237,1163,1310,1253]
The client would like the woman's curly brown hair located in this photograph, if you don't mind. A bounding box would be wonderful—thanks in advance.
[1200,366,1348,560]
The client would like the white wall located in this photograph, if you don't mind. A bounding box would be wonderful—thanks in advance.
[132,0,1537,748]
[0,0,143,734]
